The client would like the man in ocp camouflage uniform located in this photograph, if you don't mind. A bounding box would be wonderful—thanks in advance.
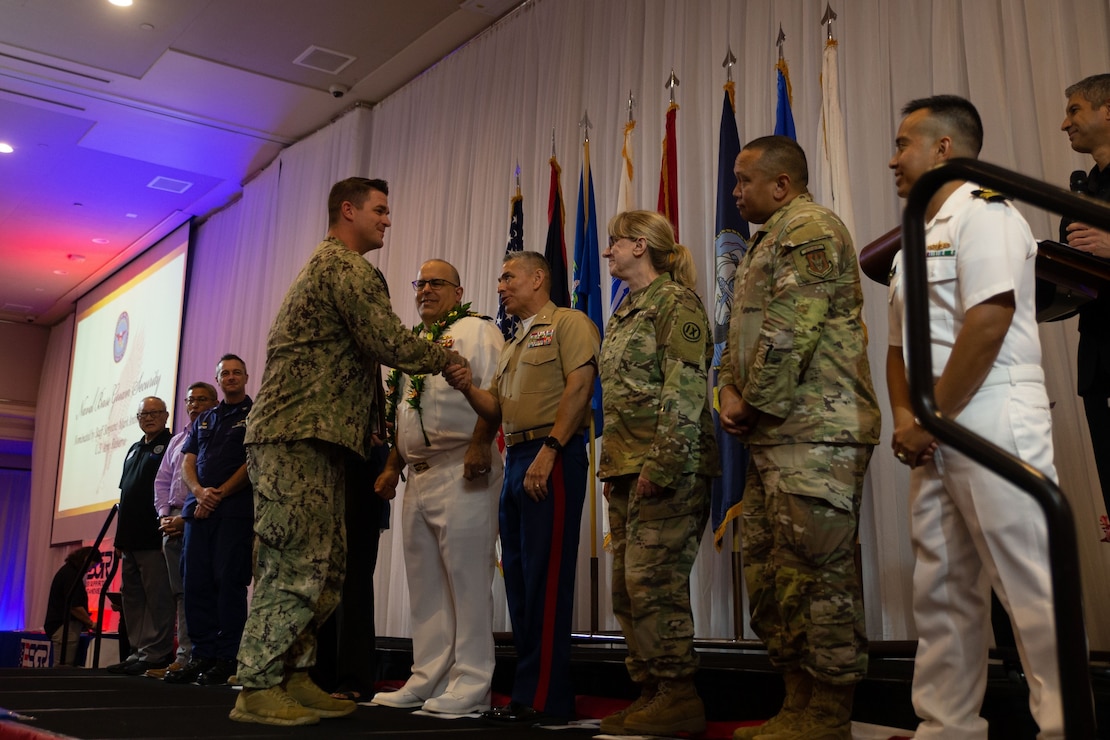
[230,178,466,727]
[718,136,880,740]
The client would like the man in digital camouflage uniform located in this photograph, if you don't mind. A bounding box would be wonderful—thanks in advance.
[230,177,465,727]
[718,136,881,740]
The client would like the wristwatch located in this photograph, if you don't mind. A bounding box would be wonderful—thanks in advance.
[542,436,563,452]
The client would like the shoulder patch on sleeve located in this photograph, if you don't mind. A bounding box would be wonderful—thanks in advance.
[664,303,708,364]
[789,239,838,284]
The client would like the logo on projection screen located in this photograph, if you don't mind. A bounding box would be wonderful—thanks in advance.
[113,312,129,363]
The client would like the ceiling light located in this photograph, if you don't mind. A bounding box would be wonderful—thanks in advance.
[68,254,87,262]
[108,0,133,7]
[91,238,109,244]
[53,269,69,276]
[0,143,13,154]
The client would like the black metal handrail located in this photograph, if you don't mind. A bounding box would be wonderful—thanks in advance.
[902,158,1100,738]
[58,503,118,668]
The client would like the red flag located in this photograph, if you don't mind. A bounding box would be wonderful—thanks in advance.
[656,102,679,241]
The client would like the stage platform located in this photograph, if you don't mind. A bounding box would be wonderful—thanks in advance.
[0,635,1106,739]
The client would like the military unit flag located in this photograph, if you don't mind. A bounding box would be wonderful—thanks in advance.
[774,58,797,140]
[711,81,752,550]
[544,156,571,308]
[611,119,636,312]
[572,138,605,436]
[657,102,680,240]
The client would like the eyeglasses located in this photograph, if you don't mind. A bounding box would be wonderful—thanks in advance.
[136,410,167,419]
[185,396,212,405]
[412,278,459,291]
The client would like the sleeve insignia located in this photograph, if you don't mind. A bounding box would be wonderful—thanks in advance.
[796,242,834,279]
[971,188,1010,203]
[681,321,702,342]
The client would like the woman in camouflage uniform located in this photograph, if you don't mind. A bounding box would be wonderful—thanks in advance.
[597,210,719,737]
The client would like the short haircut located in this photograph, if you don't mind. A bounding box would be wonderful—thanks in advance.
[901,95,984,156]
[742,135,809,189]
[1066,74,1110,109]
[421,259,461,286]
[504,250,551,278]
[327,177,389,226]
[187,381,218,400]
[219,353,245,367]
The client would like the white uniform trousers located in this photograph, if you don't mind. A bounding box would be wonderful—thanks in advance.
[400,445,502,704]
[910,368,1062,740]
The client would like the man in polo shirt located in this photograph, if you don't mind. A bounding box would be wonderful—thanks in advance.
[450,250,599,723]
[107,396,176,675]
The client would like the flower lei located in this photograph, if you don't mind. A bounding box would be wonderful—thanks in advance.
[385,302,474,447]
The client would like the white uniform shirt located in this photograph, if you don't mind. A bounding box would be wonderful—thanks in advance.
[395,315,504,464]
[888,181,1042,379]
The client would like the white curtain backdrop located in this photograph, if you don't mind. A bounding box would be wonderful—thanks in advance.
[24,0,1110,652]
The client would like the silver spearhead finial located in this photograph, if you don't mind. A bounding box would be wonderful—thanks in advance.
[665,68,680,104]
[722,45,737,82]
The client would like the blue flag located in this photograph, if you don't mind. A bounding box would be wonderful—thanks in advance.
[774,59,796,140]
[496,189,524,340]
[572,140,604,436]
[711,82,752,550]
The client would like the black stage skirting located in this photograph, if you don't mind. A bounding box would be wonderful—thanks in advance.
[1,637,1107,739]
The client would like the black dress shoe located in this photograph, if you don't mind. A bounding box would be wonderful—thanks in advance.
[106,658,139,675]
[196,659,236,686]
[481,702,550,724]
[164,657,216,684]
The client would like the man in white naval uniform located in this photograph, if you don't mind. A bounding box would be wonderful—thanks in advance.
[886,94,1062,740]
[371,259,504,716]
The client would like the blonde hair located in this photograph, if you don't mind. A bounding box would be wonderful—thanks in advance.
[607,210,696,289]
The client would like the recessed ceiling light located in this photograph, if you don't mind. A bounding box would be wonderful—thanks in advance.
[140,22,154,31]
[91,238,109,245]
[68,254,87,262]
[53,269,69,276]
[125,213,138,218]
[0,143,13,154]
[108,0,133,7]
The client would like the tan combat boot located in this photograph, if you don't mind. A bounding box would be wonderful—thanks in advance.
[229,686,320,726]
[733,670,812,740]
[623,678,705,736]
[285,671,357,718]
[754,681,854,740]
[600,683,656,735]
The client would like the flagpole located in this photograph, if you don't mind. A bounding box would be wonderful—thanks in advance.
[719,43,746,643]
[579,110,600,634]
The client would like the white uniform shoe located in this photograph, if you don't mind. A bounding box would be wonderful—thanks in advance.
[422,691,490,715]
[370,687,425,709]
